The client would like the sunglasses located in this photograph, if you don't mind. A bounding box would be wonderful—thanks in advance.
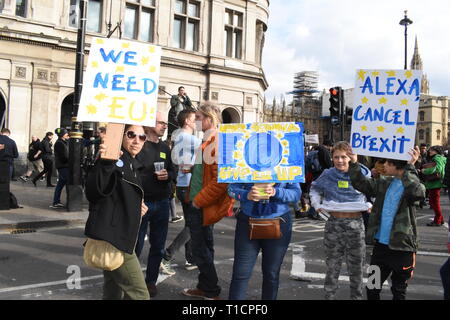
[125,131,147,142]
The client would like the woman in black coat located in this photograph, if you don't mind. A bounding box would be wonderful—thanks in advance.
[84,124,149,300]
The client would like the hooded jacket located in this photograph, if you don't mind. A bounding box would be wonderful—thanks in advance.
[422,154,447,189]
[349,162,425,252]
[84,149,144,254]
[310,165,372,212]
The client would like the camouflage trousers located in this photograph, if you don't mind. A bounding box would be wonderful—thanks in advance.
[323,216,366,300]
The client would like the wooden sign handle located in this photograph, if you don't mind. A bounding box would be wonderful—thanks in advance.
[101,123,125,161]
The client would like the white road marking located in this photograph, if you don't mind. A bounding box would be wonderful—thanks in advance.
[0,267,172,295]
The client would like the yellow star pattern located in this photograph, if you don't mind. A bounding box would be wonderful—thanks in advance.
[357,70,367,81]
[405,70,413,79]
[281,140,289,147]
[400,99,409,106]
[371,71,380,76]
[122,42,130,48]
[243,132,251,139]
[276,132,284,139]
[91,61,99,68]
[386,70,396,77]
[233,151,243,160]
[94,93,108,102]
[149,46,155,53]
[86,104,97,114]
[96,39,104,44]
[377,126,385,133]
[378,97,388,104]
[361,125,368,131]
[116,66,125,72]
[361,97,369,104]
[237,161,247,168]
[397,127,405,134]
[141,56,149,65]
[236,141,244,149]
[283,149,290,155]
[149,66,157,73]
[281,158,289,165]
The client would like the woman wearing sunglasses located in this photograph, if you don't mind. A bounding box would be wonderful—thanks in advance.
[84,124,150,300]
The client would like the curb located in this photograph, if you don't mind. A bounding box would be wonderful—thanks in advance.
[0,218,87,233]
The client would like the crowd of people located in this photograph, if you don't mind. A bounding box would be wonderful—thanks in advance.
[0,86,449,300]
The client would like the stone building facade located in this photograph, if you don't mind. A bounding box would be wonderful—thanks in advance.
[0,0,269,155]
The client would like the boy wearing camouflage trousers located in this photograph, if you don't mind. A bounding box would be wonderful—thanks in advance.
[310,141,372,300]
[348,146,425,300]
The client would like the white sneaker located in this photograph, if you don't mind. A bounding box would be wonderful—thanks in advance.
[160,259,176,275]
[171,216,184,223]
[185,261,197,271]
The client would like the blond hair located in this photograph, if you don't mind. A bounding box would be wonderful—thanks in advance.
[197,101,222,128]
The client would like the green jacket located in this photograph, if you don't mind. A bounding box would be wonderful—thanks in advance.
[422,154,447,189]
[349,162,426,252]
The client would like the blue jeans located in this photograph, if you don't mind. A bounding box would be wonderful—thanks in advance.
[229,211,292,300]
[53,167,68,205]
[441,257,450,300]
[135,198,170,285]
[187,205,221,298]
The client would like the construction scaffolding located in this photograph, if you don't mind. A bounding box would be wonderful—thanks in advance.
[292,71,319,102]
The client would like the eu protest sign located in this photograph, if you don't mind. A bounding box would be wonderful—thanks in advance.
[350,69,422,161]
[218,122,305,183]
[77,37,161,126]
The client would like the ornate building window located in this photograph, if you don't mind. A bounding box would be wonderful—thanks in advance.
[419,111,425,122]
[419,129,424,140]
[16,0,27,17]
[124,0,155,42]
[173,0,200,51]
[70,0,103,33]
[437,129,441,141]
[224,8,243,59]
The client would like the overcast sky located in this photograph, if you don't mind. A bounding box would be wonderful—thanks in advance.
[262,0,450,102]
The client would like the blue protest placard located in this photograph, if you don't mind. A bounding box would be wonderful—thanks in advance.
[350,69,422,161]
[218,122,305,183]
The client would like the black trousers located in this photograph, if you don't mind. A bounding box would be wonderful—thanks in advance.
[33,157,53,186]
[367,242,415,300]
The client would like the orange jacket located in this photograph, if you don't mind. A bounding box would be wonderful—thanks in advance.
[193,130,234,226]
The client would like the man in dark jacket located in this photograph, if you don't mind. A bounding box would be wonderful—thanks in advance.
[135,111,176,298]
[50,128,69,208]
[168,86,195,139]
[0,128,18,179]
[84,124,149,300]
[33,132,55,187]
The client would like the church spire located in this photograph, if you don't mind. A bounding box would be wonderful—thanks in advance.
[410,36,423,70]
[410,36,429,94]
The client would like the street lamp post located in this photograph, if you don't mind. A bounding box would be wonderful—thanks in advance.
[67,0,88,212]
[399,10,413,70]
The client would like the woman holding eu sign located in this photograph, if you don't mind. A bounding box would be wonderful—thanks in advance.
[227,182,300,300]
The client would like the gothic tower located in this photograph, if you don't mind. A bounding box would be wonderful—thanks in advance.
[410,37,430,94]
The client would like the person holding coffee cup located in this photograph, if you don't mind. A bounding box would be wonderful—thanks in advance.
[227,181,300,300]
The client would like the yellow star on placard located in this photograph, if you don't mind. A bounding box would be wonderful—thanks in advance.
[361,97,369,104]
[86,104,97,114]
[357,70,367,81]
[405,70,413,79]
[276,132,284,139]
[386,70,396,77]
[122,42,130,48]
[149,46,155,53]
[116,66,125,72]
[236,141,244,149]
[141,56,149,65]
[378,97,388,104]
[281,158,289,165]
[281,140,289,147]
[361,125,368,131]
[397,127,405,134]
[371,71,380,76]
[400,99,409,106]
[233,151,243,160]
[149,66,156,73]
[237,161,246,168]
[377,126,385,132]
[96,39,104,44]
[243,132,251,139]
[94,93,108,102]
[91,61,99,68]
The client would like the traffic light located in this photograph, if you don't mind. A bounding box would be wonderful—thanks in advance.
[345,107,353,126]
[329,87,341,126]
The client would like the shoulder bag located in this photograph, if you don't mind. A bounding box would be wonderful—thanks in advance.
[83,238,124,271]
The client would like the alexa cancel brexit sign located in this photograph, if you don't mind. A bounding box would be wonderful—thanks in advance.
[350,69,422,161]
